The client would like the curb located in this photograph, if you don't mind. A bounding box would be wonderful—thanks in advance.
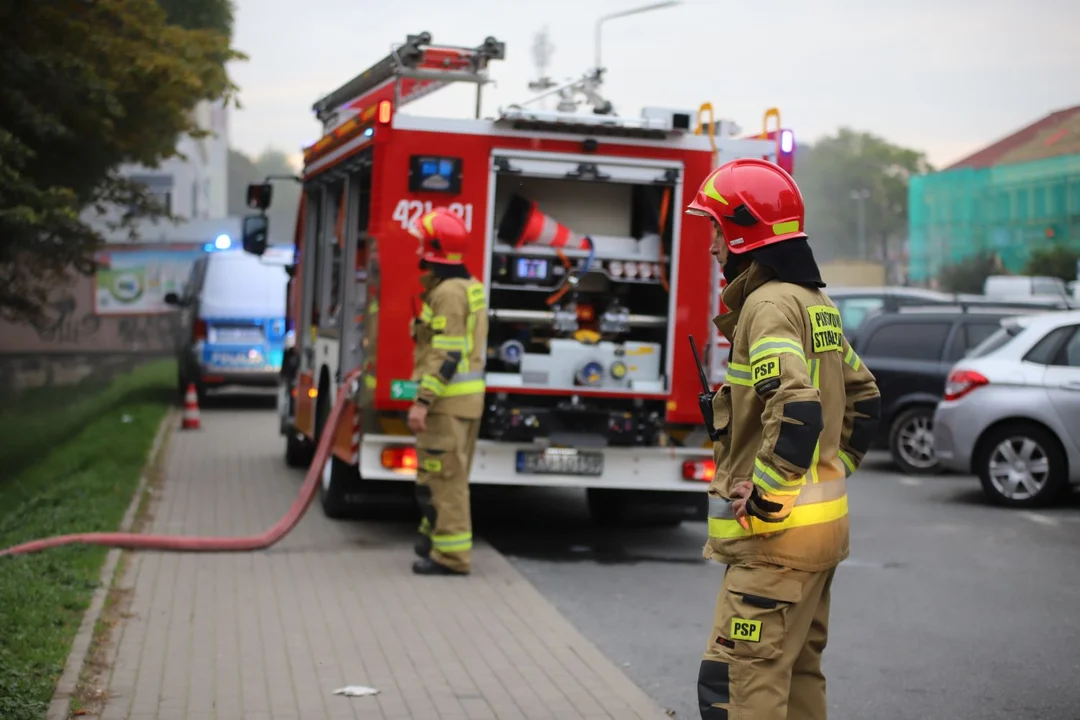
[46,406,177,720]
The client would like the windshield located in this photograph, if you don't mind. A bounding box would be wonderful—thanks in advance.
[966,323,1022,359]
[201,252,288,315]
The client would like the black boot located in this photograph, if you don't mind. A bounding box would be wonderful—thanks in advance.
[411,557,469,576]
[414,537,431,559]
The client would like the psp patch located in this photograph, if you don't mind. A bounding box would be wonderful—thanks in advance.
[730,617,762,643]
[807,305,843,354]
[751,356,782,396]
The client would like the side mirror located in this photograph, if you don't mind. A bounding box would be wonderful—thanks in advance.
[246,182,273,211]
[164,292,182,306]
[242,214,269,256]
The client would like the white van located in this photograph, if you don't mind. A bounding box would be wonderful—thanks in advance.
[983,275,1068,301]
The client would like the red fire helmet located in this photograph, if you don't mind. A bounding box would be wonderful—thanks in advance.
[408,207,469,264]
[685,158,807,254]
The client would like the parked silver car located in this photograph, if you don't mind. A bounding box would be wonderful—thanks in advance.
[933,310,1080,507]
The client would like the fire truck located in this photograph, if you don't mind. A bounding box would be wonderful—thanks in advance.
[239,31,797,525]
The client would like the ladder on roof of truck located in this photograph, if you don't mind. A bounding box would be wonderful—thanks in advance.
[311,31,506,131]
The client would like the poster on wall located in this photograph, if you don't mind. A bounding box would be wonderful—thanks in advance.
[94,248,203,315]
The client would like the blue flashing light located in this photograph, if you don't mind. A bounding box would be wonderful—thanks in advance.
[780,129,795,154]
[363,127,374,138]
[214,234,232,250]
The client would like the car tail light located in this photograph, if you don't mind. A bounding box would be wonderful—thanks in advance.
[193,319,207,341]
[944,369,989,401]
[381,447,417,473]
[682,459,715,482]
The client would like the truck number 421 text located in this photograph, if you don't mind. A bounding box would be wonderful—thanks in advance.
[392,200,474,233]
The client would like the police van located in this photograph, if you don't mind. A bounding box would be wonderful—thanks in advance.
[166,240,293,402]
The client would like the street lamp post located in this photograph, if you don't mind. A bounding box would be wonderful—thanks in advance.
[594,1,682,72]
[851,189,870,260]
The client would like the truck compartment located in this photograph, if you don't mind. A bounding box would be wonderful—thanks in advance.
[482,152,680,404]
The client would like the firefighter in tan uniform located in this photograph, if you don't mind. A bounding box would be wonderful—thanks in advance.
[406,207,488,576]
[685,158,881,719]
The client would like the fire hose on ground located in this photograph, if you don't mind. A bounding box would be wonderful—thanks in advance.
[0,371,359,559]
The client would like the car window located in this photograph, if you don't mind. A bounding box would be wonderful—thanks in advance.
[200,252,288,315]
[1055,328,1080,368]
[1024,325,1075,365]
[861,321,953,361]
[964,322,1004,351]
[968,326,1017,359]
[835,298,886,334]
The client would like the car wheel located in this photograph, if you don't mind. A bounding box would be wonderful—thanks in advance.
[889,406,941,475]
[284,428,314,468]
[975,424,1068,508]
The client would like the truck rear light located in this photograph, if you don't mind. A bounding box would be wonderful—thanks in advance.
[381,447,417,472]
[682,459,715,482]
[944,369,989,401]
[193,319,207,341]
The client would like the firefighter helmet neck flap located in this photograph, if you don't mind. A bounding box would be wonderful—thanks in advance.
[410,207,470,267]
[686,158,807,255]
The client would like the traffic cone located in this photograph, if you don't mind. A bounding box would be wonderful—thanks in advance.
[182,383,201,430]
[497,194,590,250]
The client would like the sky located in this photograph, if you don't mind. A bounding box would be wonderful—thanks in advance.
[225,0,1080,171]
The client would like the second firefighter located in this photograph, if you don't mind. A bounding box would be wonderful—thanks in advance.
[406,207,488,577]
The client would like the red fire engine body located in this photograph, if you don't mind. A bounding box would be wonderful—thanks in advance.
[241,32,797,522]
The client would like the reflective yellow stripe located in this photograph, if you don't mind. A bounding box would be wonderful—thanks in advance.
[422,372,485,399]
[418,517,431,536]
[432,335,466,350]
[443,380,485,397]
[420,303,433,322]
[725,365,753,386]
[729,362,750,372]
[466,283,486,313]
[837,449,857,477]
[708,495,847,538]
[420,374,446,396]
[752,457,804,495]
[749,336,806,364]
[844,345,862,371]
[364,375,376,388]
[772,220,801,236]
[431,315,447,331]
[808,358,821,484]
[432,532,472,552]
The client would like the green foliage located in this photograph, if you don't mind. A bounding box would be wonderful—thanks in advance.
[0,361,174,720]
[937,251,1004,294]
[795,128,933,265]
[0,0,243,326]
[1023,245,1080,282]
[159,0,235,35]
[229,148,302,246]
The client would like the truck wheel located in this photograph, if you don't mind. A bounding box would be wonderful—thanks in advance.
[889,406,941,475]
[586,489,705,528]
[319,453,357,519]
[975,423,1068,508]
[284,429,314,468]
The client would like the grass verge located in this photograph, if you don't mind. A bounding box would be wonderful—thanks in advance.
[0,360,176,720]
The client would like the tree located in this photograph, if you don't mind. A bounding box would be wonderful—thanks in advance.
[937,251,1004,294]
[1023,245,1080,282]
[0,0,242,325]
[795,129,933,267]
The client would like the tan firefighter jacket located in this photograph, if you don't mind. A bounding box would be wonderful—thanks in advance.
[410,273,488,418]
[705,261,881,572]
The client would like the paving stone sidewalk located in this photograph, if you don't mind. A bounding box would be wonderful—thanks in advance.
[88,407,671,720]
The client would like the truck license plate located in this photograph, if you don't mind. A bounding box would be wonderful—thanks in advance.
[516,449,604,477]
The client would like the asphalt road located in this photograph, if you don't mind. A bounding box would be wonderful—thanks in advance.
[471,453,1080,720]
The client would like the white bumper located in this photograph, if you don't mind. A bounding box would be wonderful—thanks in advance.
[358,433,711,492]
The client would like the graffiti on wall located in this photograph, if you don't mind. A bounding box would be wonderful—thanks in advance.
[30,295,103,345]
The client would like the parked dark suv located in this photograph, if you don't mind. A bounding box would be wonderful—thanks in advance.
[848,306,1032,474]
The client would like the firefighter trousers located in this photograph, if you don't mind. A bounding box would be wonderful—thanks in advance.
[414,413,480,573]
[698,561,836,720]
